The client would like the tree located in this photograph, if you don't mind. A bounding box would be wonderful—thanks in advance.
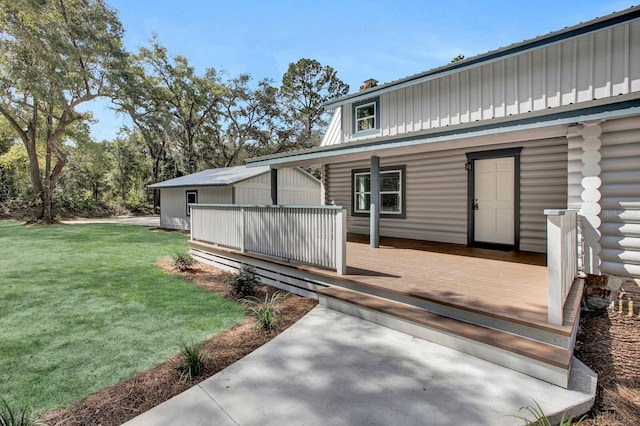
[114,41,174,212]
[201,75,280,168]
[108,131,148,205]
[136,40,222,175]
[0,0,125,221]
[58,139,111,205]
[279,58,349,148]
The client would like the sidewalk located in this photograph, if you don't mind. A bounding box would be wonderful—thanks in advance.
[124,306,596,426]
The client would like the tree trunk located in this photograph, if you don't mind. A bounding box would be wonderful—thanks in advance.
[24,115,45,220]
[43,141,52,222]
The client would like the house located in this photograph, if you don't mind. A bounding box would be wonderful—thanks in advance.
[184,7,640,397]
[148,165,321,230]
[247,6,640,282]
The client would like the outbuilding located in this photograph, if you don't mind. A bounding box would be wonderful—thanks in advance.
[148,165,321,230]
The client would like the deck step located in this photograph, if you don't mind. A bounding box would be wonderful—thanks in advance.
[318,286,572,388]
[327,275,582,350]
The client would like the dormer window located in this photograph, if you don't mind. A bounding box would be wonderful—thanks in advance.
[356,102,376,131]
[352,97,380,135]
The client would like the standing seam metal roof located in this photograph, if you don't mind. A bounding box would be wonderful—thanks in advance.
[147,165,271,188]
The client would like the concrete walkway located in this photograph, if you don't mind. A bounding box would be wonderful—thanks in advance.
[124,306,596,426]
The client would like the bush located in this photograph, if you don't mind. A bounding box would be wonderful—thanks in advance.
[179,343,207,382]
[0,396,42,426]
[242,292,287,331]
[172,252,195,271]
[228,265,258,296]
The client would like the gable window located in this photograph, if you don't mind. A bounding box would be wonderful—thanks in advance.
[352,166,405,218]
[186,190,198,216]
[352,97,380,135]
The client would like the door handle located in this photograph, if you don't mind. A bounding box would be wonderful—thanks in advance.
[472,199,479,210]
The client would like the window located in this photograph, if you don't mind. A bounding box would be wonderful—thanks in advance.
[186,190,198,216]
[352,166,405,218]
[352,97,380,135]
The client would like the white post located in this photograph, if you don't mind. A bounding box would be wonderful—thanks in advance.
[546,213,564,325]
[370,156,380,248]
[240,207,246,253]
[190,208,194,241]
[336,208,347,275]
[545,209,579,326]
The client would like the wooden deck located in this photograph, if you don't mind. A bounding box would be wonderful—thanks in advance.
[335,234,551,326]
[191,233,580,331]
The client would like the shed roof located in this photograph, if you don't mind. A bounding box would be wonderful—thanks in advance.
[148,165,271,189]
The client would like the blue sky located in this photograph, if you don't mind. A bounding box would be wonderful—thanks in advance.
[85,0,632,141]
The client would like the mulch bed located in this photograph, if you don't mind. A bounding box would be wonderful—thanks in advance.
[574,307,640,425]
[40,259,639,425]
[41,260,317,426]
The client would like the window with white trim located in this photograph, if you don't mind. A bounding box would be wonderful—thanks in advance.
[356,102,376,131]
[186,190,198,216]
[352,97,380,135]
[352,166,405,218]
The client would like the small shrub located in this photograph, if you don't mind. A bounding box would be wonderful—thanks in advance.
[0,396,42,426]
[242,292,288,331]
[179,343,206,382]
[172,252,195,271]
[515,401,585,425]
[228,265,258,297]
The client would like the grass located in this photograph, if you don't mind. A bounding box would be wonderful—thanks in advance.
[0,221,246,415]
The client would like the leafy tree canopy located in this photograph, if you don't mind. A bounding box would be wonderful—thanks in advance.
[279,58,349,148]
[0,0,126,221]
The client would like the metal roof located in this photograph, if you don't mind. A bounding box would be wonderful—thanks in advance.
[147,165,271,189]
[324,5,640,109]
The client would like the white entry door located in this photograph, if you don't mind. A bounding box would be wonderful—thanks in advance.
[474,157,515,245]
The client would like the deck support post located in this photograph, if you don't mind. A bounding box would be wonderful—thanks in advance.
[270,168,278,205]
[370,156,380,248]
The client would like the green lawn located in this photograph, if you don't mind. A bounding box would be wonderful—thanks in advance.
[0,221,246,414]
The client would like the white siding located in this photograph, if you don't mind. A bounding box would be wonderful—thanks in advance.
[325,135,567,252]
[341,20,640,142]
[320,108,342,146]
[160,186,232,230]
[159,169,320,230]
[234,168,321,205]
[234,173,271,204]
[599,116,640,277]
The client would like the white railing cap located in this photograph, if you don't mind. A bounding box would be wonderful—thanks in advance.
[544,209,579,216]
[192,204,347,210]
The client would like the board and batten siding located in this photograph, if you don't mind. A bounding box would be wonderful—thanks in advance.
[234,168,320,205]
[337,19,640,143]
[160,186,232,229]
[325,136,567,253]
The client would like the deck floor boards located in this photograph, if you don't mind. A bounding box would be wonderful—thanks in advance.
[338,234,550,325]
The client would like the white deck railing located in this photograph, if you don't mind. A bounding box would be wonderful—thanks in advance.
[545,209,579,325]
[190,205,347,274]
